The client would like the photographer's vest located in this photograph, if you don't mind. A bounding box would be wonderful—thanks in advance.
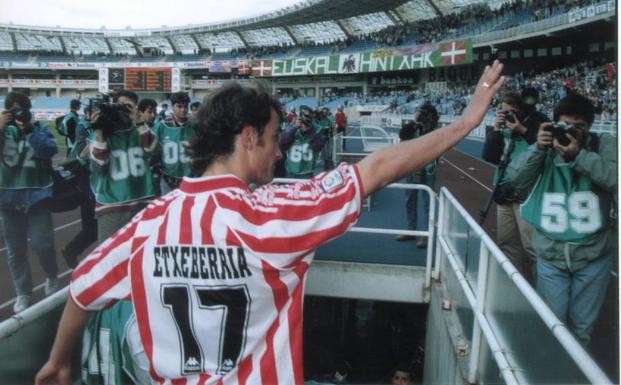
[520,151,610,243]
[285,126,320,175]
[493,130,530,185]
[92,128,155,206]
[0,124,53,190]
[151,119,195,178]
[60,111,78,137]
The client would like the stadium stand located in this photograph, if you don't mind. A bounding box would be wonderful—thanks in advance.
[14,32,62,52]
[241,27,295,48]
[169,34,199,55]
[0,31,14,51]
[133,36,174,55]
[341,12,396,35]
[107,37,137,55]
[195,31,245,53]
[290,21,347,45]
[62,36,110,55]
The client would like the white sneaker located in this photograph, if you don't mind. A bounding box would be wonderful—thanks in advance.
[13,295,30,313]
[45,277,59,296]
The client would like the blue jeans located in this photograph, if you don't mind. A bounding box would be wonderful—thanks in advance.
[405,173,435,231]
[2,204,57,296]
[537,256,611,346]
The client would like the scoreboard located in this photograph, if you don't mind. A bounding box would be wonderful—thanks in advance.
[124,68,172,92]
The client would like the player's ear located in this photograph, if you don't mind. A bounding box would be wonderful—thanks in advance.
[240,125,257,149]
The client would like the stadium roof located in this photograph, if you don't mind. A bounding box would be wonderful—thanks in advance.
[0,0,513,36]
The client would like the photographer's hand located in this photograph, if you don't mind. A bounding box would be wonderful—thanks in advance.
[553,133,580,161]
[494,110,505,131]
[505,119,527,135]
[0,111,11,133]
[537,122,553,150]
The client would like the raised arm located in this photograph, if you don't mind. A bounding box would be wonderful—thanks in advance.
[357,61,504,197]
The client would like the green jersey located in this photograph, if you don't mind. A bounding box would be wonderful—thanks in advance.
[82,301,149,385]
[151,119,195,178]
[285,126,322,175]
[520,156,609,243]
[91,127,156,205]
[0,124,53,190]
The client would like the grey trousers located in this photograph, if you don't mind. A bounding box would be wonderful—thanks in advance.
[97,205,146,243]
[497,202,536,284]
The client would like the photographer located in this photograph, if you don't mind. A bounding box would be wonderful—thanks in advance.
[316,107,335,171]
[334,105,348,150]
[508,93,616,346]
[280,104,327,178]
[89,90,157,242]
[61,105,98,268]
[481,90,549,283]
[58,99,81,156]
[151,92,196,195]
[395,102,439,248]
[0,91,59,313]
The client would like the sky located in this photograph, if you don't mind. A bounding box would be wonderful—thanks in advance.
[0,0,302,30]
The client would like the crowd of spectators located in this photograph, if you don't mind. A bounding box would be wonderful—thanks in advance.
[2,0,606,61]
[296,59,616,124]
[505,60,616,119]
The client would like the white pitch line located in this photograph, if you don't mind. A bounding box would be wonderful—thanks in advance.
[440,156,492,192]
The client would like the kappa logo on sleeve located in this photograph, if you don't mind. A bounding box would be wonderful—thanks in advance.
[320,169,345,192]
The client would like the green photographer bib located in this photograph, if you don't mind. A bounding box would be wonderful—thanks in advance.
[0,124,53,189]
[152,120,195,178]
[82,301,143,385]
[520,155,608,243]
[285,127,320,175]
[93,128,155,205]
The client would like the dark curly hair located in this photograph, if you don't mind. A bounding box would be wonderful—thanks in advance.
[5,91,31,110]
[187,81,282,176]
[553,92,595,125]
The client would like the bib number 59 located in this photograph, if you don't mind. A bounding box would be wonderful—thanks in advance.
[541,191,601,233]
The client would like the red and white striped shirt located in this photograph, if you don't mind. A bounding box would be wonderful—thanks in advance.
[70,163,364,385]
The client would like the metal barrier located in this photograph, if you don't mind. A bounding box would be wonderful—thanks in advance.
[431,187,612,385]
[358,112,617,141]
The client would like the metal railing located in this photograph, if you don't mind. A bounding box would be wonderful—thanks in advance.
[274,177,437,301]
[433,187,612,385]
[358,112,617,141]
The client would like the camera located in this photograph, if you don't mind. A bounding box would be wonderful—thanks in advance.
[399,120,423,141]
[8,107,32,124]
[544,121,577,146]
[297,105,314,129]
[90,93,133,135]
[504,111,516,124]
